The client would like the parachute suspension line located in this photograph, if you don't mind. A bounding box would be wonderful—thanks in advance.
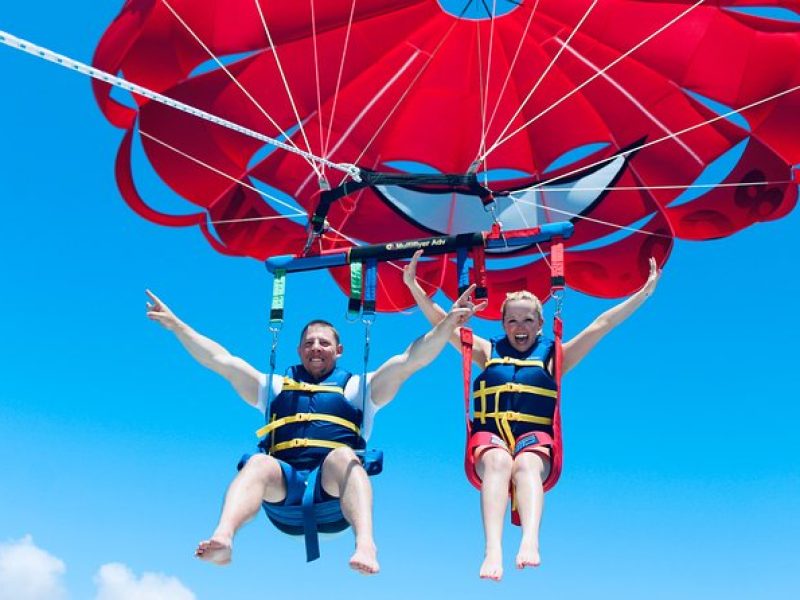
[0,31,360,182]
[158,0,319,176]
[344,2,472,182]
[474,0,500,173]
[309,0,326,181]
[138,130,307,221]
[479,0,541,157]
[526,180,793,193]
[556,39,702,164]
[516,80,800,195]
[482,0,705,161]
[251,0,324,182]
[322,0,359,160]
[508,190,671,238]
[481,0,600,164]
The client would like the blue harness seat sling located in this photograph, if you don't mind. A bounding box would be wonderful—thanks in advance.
[245,364,383,561]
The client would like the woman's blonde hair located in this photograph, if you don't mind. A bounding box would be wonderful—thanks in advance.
[501,290,543,321]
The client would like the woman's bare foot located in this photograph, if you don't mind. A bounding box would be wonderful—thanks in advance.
[479,548,503,581]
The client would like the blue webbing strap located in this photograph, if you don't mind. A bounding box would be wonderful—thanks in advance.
[456,246,470,296]
[302,467,322,562]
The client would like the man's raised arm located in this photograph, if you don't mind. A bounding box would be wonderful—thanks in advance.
[145,290,263,407]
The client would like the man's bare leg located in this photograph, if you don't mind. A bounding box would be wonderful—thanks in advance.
[322,447,379,575]
[511,451,549,569]
[476,448,513,581]
[196,454,286,565]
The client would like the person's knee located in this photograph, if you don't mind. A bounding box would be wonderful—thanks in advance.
[242,453,282,485]
[480,448,513,475]
[512,452,548,482]
[325,446,360,470]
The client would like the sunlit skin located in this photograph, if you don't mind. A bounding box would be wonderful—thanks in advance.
[298,324,343,380]
[502,300,544,353]
[145,287,483,575]
[402,250,661,581]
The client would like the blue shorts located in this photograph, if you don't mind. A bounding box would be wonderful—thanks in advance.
[262,459,349,536]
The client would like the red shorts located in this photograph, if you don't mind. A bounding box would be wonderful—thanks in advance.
[464,429,554,490]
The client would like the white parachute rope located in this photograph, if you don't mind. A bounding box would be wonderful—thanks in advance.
[481,0,599,163]
[309,0,326,177]
[507,190,671,238]
[0,29,361,181]
[139,130,308,221]
[251,0,323,179]
[523,180,791,193]
[479,0,541,160]
[323,0,359,160]
[515,80,800,194]
[159,0,319,176]
[483,0,705,161]
[475,0,501,174]
[344,15,467,183]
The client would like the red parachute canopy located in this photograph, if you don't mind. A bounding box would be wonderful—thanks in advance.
[93,0,799,317]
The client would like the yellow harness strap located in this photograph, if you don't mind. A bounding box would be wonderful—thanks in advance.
[484,357,545,368]
[269,439,348,453]
[256,413,361,439]
[473,382,556,448]
[279,378,345,395]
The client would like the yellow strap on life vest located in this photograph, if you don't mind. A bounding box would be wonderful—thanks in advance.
[255,413,360,439]
[484,357,545,369]
[269,438,348,453]
[472,410,554,426]
[280,378,346,395]
[473,382,558,400]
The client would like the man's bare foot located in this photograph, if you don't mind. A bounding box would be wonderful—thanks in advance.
[195,537,232,566]
[515,541,541,569]
[479,549,503,581]
[349,542,379,575]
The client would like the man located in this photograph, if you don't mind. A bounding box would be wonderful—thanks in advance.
[145,287,483,575]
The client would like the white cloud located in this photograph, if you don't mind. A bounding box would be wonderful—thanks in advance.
[0,535,68,600]
[94,563,196,600]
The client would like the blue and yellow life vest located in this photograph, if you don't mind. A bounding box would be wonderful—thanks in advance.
[472,335,558,449]
[256,365,366,470]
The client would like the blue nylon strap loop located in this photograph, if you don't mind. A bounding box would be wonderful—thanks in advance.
[363,258,377,314]
[456,247,470,296]
[302,467,322,562]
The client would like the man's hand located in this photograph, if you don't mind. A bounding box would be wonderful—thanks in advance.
[402,249,424,289]
[444,284,488,328]
[145,289,181,331]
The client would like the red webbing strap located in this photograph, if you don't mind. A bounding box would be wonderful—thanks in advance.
[460,328,474,435]
[545,241,565,492]
[473,247,488,299]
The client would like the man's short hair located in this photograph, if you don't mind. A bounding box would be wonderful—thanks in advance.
[500,290,543,321]
[299,320,341,345]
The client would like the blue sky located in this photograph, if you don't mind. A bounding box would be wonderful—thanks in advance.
[1,3,799,599]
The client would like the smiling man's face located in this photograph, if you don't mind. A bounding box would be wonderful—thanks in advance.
[297,323,343,380]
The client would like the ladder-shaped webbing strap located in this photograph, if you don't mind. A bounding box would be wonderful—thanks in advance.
[473,247,488,299]
[280,379,345,394]
[348,261,363,318]
[456,246,470,296]
[545,240,566,493]
[255,413,361,439]
[363,259,377,315]
[270,269,286,324]
[460,328,474,434]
